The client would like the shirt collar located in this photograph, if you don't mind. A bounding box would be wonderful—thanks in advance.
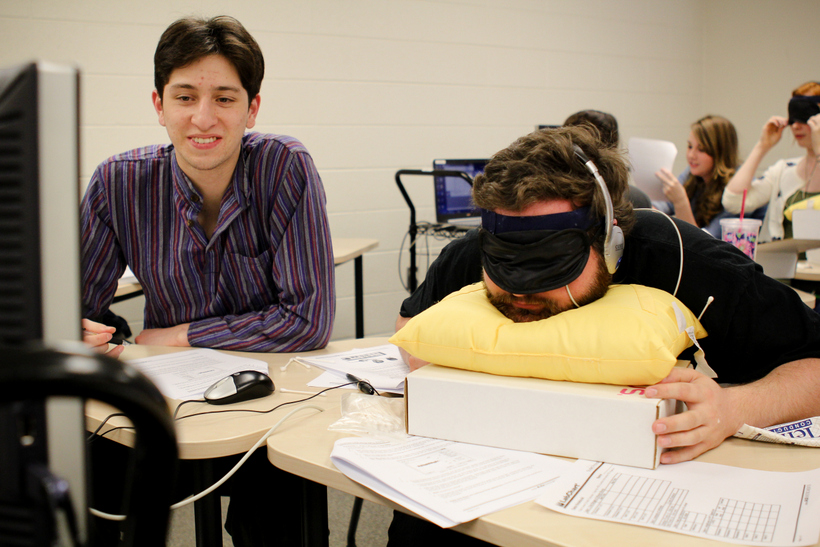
[169,142,252,211]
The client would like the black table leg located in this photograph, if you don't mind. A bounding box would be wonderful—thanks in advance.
[354,256,364,339]
[300,477,329,547]
[192,460,223,547]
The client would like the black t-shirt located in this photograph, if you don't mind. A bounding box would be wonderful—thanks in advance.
[400,210,820,385]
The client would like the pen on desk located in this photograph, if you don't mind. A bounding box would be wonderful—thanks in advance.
[346,373,376,395]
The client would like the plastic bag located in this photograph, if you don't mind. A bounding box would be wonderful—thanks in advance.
[328,392,407,440]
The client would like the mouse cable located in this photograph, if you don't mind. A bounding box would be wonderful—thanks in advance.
[173,398,207,419]
[172,381,361,422]
[87,380,376,520]
[87,412,127,442]
[87,381,365,444]
[89,403,325,521]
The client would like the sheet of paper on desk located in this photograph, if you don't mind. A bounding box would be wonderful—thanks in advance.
[127,349,268,400]
[536,459,820,546]
[331,436,572,528]
[300,344,409,391]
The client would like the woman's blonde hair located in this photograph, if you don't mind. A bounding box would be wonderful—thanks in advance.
[683,115,738,227]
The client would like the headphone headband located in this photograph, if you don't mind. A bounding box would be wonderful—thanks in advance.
[572,145,624,273]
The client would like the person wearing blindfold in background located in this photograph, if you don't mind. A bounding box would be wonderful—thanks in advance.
[723,81,820,242]
[387,125,820,547]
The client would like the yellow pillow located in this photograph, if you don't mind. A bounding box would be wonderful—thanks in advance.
[389,283,707,386]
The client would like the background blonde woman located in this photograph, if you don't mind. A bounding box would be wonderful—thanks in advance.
[656,115,744,237]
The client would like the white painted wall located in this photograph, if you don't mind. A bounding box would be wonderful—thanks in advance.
[1,0,815,341]
[702,0,820,166]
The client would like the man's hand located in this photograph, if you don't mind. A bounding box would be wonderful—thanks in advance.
[398,347,430,372]
[395,314,429,371]
[81,318,125,359]
[135,323,191,347]
[645,368,742,464]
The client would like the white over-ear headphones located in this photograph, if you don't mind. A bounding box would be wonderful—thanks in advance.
[572,145,624,273]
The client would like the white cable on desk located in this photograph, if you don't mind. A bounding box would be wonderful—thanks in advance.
[89,403,325,521]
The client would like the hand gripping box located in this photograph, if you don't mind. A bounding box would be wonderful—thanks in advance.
[405,364,681,469]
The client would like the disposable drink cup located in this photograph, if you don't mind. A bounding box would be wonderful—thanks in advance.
[720,218,762,260]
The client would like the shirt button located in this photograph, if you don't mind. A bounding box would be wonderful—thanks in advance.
[186,219,195,228]
[191,194,200,203]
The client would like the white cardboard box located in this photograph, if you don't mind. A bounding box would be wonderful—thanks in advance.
[405,364,680,469]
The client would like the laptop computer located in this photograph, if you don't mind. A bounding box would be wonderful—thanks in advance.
[432,159,487,227]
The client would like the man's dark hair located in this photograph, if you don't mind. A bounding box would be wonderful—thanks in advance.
[563,110,620,148]
[154,15,265,102]
[473,126,635,243]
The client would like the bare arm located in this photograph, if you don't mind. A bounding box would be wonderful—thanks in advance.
[395,314,429,371]
[725,116,788,195]
[647,358,820,464]
[810,113,820,156]
[135,323,191,347]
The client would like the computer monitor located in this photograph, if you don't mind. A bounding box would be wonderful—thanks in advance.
[0,61,87,543]
[432,158,487,225]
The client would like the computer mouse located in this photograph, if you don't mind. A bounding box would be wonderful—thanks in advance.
[203,370,275,405]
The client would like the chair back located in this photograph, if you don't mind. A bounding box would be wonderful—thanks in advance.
[0,346,177,546]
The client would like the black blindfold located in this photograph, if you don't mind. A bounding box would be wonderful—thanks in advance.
[479,206,599,294]
[788,95,820,125]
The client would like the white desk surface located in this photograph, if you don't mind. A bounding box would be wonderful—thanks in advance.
[85,338,820,546]
[85,337,390,460]
[268,404,820,547]
[796,260,820,282]
[332,237,378,265]
[266,344,820,547]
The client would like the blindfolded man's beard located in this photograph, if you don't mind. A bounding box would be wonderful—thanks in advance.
[485,259,612,323]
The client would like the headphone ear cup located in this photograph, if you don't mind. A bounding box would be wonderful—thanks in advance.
[605,224,624,273]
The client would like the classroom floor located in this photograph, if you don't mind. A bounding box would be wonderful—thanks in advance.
[166,489,393,546]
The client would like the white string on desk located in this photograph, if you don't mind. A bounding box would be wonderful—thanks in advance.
[89,403,325,521]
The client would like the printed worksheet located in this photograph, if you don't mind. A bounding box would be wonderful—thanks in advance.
[536,459,820,546]
[332,435,572,528]
[128,349,268,399]
[299,344,409,391]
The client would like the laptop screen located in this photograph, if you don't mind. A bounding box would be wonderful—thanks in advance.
[432,159,487,224]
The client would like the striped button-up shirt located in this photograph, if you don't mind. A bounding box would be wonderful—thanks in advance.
[81,132,335,352]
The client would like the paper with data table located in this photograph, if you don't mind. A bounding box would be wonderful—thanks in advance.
[331,436,573,528]
[536,459,820,546]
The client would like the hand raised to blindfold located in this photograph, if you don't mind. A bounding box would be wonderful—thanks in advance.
[809,113,820,156]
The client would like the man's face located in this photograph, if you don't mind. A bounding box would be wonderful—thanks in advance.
[482,200,612,322]
[152,54,260,187]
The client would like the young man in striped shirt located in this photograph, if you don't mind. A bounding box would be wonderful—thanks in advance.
[81,15,334,355]
[80,16,334,546]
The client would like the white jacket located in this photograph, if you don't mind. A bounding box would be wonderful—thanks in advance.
[722,157,803,242]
